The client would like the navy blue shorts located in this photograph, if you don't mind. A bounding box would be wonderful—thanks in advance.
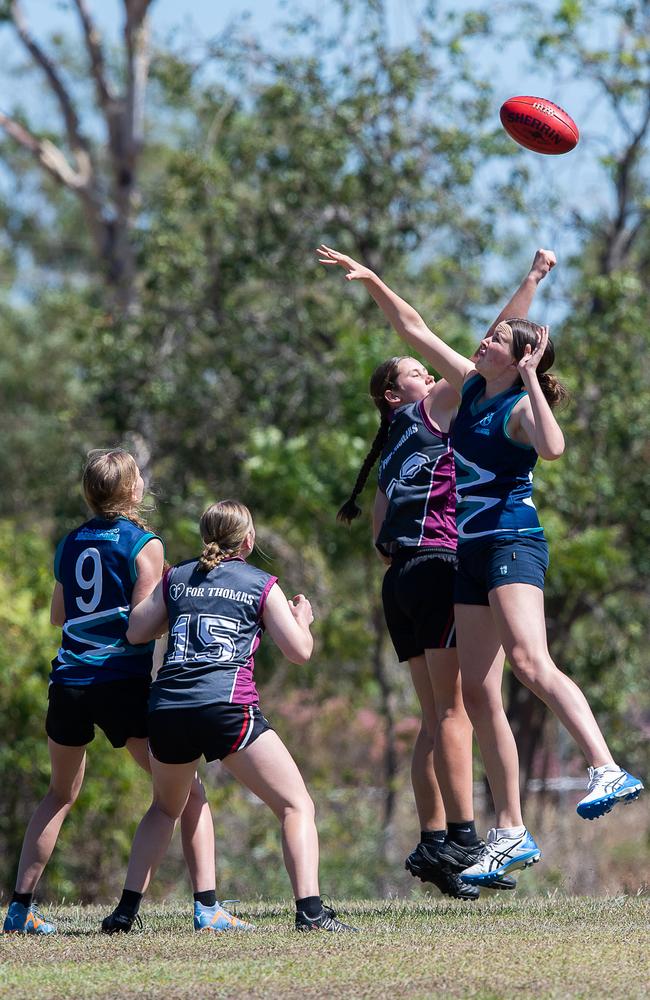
[382,550,456,662]
[148,702,273,764]
[454,534,549,606]
[46,677,150,748]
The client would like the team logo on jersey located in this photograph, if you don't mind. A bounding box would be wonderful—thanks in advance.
[385,452,429,498]
[474,412,495,436]
[169,583,186,601]
[401,452,429,480]
[76,526,120,542]
[499,564,508,576]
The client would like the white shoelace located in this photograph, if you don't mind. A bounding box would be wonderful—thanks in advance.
[586,765,622,793]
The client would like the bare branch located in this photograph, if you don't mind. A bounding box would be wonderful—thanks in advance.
[9,0,92,166]
[1,0,157,317]
[124,0,153,152]
[0,111,86,188]
[602,88,650,273]
[203,95,237,156]
[0,110,109,267]
[72,0,114,113]
[125,0,156,24]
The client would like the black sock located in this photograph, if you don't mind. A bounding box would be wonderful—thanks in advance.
[420,829,446,847]
[447,821,479,847]
[12,891,33,908]
[194,890,217,908]
[296,895,322,918]
[117,889,143,917]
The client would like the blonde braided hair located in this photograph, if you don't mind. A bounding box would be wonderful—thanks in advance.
[198,500,254,572]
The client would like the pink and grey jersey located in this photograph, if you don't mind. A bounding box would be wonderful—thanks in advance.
[149,557,277,711]
[376,399,457,557]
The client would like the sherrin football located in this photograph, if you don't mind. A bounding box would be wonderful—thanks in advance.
[500,95,579,154]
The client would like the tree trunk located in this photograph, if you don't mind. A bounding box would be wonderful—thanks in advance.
[368,573,399,891]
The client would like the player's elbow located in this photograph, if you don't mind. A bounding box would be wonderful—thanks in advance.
[126,620,149,645]
[286,637,314,665]
[403,313,428,339]
[539,438,565,461]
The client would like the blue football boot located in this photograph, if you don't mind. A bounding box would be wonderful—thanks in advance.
[459,829,541,885]
[3,901,56,935]
[576,766,644,820]
[194,900,255,932]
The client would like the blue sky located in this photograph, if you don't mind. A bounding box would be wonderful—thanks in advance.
[0,1,624,320]
[4,1,609,208]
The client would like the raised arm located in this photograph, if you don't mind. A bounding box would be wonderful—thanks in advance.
[317,245,473,393]
[485,249,556,338]
[262,583,314,665]
[510,327,565,461]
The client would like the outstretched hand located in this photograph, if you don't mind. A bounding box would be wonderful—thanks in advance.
[518,325,549,380]
[316,244,374,281]
[530,249,556,282]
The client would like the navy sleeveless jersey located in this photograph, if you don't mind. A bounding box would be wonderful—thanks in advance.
[376,398,457,556]
[150,557,278,710]
[451,374,541,545]
[51,517,161,685]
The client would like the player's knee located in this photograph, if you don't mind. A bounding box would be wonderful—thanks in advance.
[437,703,471,731]
[284,793,315,825]
[301,793,316,823]
[47,772,84,809]
[151,798,183,823]
[419,719,436,745]
[187,777,208,808]
[509,647,549,689]
[46,785,78,811]
[459,679,500,722]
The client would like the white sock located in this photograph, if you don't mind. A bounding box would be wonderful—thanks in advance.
[496,825,526,839]
[593,762,618,774]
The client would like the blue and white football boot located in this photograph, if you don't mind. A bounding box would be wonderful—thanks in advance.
[459,828,541,885]
[576,765,644,820]
[194,900,255,932]
[3,901,56,935]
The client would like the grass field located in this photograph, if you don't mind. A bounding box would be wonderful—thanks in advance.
[1,895,647,999]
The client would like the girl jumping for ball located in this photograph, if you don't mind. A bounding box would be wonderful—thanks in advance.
[318,244,643,883]
[333,248,554,899]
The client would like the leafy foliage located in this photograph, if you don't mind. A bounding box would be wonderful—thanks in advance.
[0,0,647,899]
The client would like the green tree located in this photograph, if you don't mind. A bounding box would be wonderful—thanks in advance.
[0,0,647,899]
[504,0,650,786]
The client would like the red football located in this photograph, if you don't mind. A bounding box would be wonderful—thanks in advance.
[499,95,579,155]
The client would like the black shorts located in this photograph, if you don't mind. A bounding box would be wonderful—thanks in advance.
[455,534,549,606]
[46,677,150,748]
[382,550,456,662]
[147,702,273,764]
